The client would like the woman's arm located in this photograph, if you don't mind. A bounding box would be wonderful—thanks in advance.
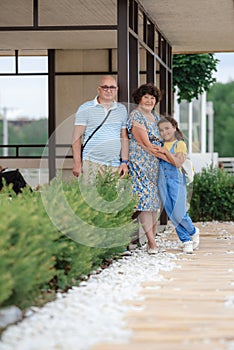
[132,121,177,166]
[120,128,129,161]
[151,145,186,168]
[132,121,158,155]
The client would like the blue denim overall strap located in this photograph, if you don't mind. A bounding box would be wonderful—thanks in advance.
[159,141,183,181]
[170,140,178,154]
[158,141,195,242]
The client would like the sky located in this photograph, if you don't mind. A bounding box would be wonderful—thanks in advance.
[213,53,234,84]
[0,52,234,120]
[0,56,48,120]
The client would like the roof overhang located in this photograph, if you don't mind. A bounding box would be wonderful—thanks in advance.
[0,0,233,54]
[141,0,234,53]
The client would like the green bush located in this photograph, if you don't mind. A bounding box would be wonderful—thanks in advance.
[52,235,121,291]
[0,191,56,308]
[189,166,234,221]
[0,171,137,309]
[41,172,137,248]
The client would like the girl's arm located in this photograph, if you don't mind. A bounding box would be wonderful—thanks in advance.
[169,140,187,168]
[151,140,187,168]
[171,152,186,168]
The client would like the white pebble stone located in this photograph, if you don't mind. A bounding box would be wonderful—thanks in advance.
[0,248,178,350]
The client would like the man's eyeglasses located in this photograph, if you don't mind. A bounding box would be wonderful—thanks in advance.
[100,85,117,91]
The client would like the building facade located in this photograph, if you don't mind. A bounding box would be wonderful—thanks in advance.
[0,0,172,180]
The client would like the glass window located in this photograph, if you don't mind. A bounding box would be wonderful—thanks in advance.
[0,57,15,73]
[155,30,159,54]
[0,76,48,120]
[139,46,146,71]
[0,76,48,159]
[18,56,48,73]
[138,10,144,42]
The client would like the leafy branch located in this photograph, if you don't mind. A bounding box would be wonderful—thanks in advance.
[172,54,219,103]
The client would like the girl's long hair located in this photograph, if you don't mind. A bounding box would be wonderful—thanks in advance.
[158,116,184,141]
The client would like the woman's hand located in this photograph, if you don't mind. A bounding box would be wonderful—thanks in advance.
[151,145,178,166]
[119,162,128,178]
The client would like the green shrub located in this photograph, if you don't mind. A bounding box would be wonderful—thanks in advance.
[0,171,137,309]
[0,231,14,305]
[189,166,234,221]
[52,235,122,290]
[0,191,57,308]
[41,172,137,248]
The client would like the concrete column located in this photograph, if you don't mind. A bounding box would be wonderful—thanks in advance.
[188,101,193,154]
[173,87,180,124]
[207,101,214,156]
[201,91,207,153]
[2,107,8,157]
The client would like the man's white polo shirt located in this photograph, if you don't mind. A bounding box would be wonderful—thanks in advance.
[75,97,128,166]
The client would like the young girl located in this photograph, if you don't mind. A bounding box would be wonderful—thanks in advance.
[157,116,199,253]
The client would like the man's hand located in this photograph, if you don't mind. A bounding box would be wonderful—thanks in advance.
[72,162,82,177]
[72,125,85,177]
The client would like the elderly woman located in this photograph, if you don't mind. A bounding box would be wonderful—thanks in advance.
[127,83,173,254]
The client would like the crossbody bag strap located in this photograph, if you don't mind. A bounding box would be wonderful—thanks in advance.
[82,109,112,151]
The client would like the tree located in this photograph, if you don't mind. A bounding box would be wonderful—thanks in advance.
[173,54,219,103]
[207,81,234,157]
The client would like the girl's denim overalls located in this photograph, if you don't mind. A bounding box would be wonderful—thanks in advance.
[158,141,195,243]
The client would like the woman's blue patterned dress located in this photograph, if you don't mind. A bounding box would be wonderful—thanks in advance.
[127,109,162,211]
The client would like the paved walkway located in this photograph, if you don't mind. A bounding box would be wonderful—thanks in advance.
[93,222,234,350]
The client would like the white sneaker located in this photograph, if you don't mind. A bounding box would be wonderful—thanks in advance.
[192,227,200,250]
[148,248,158,255]
[182,241,193,254]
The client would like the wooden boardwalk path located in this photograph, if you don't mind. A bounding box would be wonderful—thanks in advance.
[93,222,234,350]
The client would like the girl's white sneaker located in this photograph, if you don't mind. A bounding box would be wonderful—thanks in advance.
[182,241,193,254]
[192,227,200,250]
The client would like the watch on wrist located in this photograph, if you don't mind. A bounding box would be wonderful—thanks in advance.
[121,160,128,165]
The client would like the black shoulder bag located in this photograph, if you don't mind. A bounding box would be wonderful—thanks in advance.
[81,109,111,158]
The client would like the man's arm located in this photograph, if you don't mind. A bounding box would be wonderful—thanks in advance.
[72,125,86,177]
[120,128,129,160]
[119,128,129,177]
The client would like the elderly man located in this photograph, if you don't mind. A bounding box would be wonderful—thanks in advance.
[72,75,129,183]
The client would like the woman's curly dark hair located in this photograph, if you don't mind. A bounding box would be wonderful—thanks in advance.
[132,83,162,105]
